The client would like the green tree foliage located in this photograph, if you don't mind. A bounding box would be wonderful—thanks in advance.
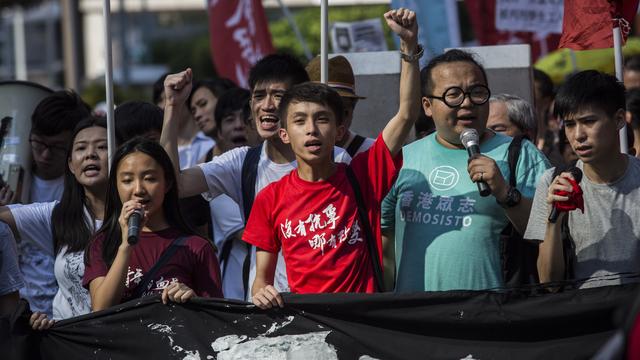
[148,34,217,80]
[268,5,394,61]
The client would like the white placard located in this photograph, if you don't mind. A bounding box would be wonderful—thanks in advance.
[495,0,564,34]
[331,19,388,53]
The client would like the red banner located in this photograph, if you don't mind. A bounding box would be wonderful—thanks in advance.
[558,0,639,50]
[208,0,275,88]
[464,0,561,61]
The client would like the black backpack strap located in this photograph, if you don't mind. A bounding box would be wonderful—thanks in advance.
[346,134,366,158]
[240,145,262,299]
[501,135,540,288]
[345,166,385,292]
[219,230,241,278]
[241,145,262,222]
[131,235,188,299]
[507,135,525,187]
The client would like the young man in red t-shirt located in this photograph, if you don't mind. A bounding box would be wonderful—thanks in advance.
[243,8,421,309]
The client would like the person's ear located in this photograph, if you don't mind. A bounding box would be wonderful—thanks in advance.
[335,124,346,144]
[68,157,76,176]
[423,97,433,117]
[615,109,627,130]
[279,128,290,144]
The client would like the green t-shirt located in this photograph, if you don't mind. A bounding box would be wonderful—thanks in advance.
[381,132,550,292]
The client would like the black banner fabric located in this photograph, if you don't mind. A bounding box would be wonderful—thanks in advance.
[8,284,640,360]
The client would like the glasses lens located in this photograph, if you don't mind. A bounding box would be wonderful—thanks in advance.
[470,86,490,104]
[443,87,464,107]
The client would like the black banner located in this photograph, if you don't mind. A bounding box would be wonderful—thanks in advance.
[5,284,639,360]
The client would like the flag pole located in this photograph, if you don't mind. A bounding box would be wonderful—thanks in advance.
[613,21,629,154]
[103,0,116,172]
[320,0,328,84]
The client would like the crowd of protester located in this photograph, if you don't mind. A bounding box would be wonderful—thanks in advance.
[1,7,640,331]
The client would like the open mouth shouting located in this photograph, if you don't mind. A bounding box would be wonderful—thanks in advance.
[82,163,102,177]
[259,115,279,132]
[304,139,323,153]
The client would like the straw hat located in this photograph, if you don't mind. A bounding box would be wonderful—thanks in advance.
[306,55,366,99]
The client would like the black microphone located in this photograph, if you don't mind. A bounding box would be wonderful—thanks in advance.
[460,128,491,197]
[548,167,583,223]
[127,208,144,245]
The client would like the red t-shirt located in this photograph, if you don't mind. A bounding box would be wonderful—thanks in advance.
[243,134,402,294]
[83,228,223,302]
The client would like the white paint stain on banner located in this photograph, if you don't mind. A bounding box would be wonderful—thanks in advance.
[264,316,294,335]
[212,331,337,360]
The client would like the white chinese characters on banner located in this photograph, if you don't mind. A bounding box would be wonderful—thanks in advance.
[495,0,564,34]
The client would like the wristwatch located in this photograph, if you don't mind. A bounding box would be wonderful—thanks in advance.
[400,44,424,62]
[497,186,522,208]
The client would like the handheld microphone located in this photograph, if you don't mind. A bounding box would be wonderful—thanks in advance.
[460,128,491,197]
[548,167,583,223]
[127,208,144,245]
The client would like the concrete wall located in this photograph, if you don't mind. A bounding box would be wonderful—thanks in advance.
[449,44,534,105]
[339,44,534,140]
[340,51,401,139]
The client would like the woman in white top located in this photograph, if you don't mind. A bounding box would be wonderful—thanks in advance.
[0,116,108,328]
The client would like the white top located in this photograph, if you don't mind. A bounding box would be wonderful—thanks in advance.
[29,175,64,203]
[198,141,352,219]
[9,201,98,319]
[178,131,215,169]
[198,141,352,299]
[210,194,245,300]
[0,222,24,296]
[344,133,376,157]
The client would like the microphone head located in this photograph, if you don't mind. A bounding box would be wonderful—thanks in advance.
[460,128,480,149]
[569,167,583,183]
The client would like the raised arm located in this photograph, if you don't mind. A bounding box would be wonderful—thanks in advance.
[381,8,421,156]
[159,69,209,198]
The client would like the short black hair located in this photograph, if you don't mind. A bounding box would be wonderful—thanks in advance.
[627,88,640,130]
[248,53,309,92]
[415,111,435,137]
[625,54,640,72]
[421,49,488,96]
[554,70,625,120]
[114,101,164,143]
[214,87,251,131]
[278,82,344,128]
[188,78,236,109]
[152,73,169,105]
[533,68,554,99]
[31,90,91,136]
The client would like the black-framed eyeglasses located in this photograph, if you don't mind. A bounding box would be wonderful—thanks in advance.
[426,85,491,108]
[29,138,68,156]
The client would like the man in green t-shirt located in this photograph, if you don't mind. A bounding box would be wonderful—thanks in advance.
[381,50,550,292]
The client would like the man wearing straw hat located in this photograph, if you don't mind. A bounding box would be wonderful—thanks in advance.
[306,56,374,157]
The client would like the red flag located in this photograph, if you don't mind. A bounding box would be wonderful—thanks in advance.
[464,0,561,61]
[559,0,639,50]
[208,0,275,88]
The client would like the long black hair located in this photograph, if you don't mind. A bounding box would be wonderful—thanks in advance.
[51,115,108,255]
[93,137,196,266]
